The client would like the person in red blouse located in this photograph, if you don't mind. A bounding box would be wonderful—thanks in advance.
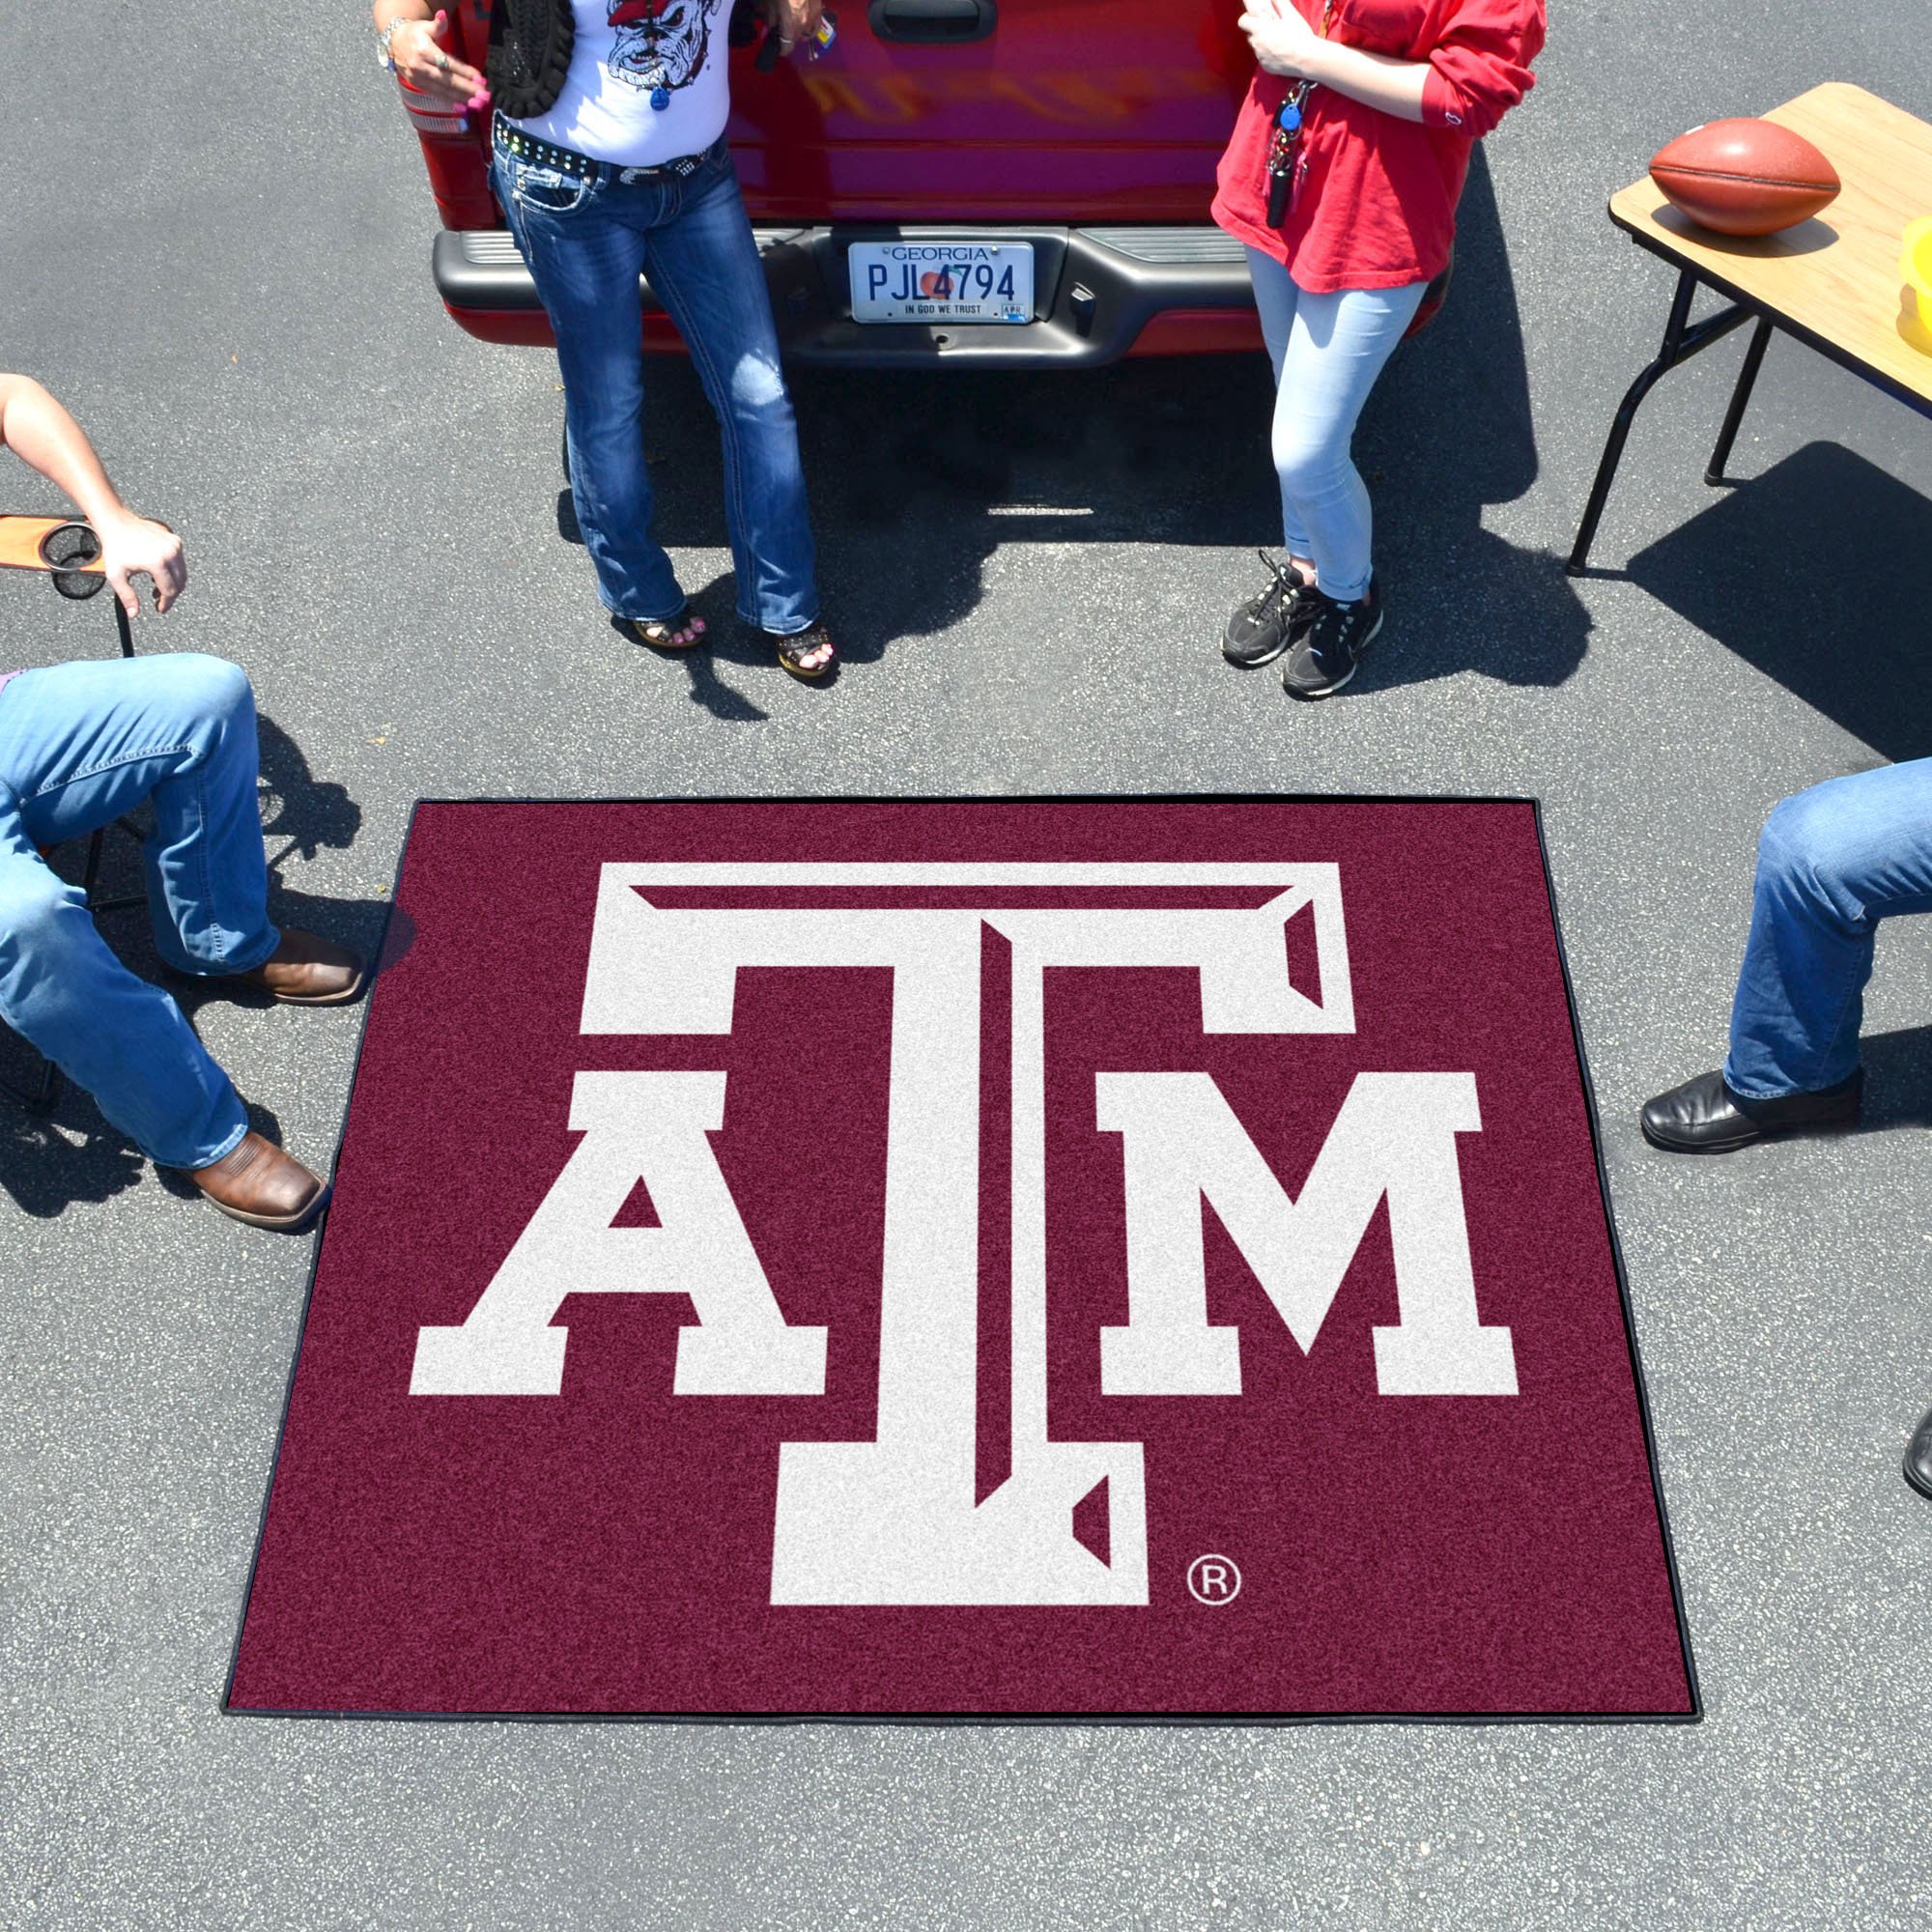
[1213,0,1545,697]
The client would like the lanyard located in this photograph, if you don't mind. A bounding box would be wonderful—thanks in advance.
[1264,0,1336,226]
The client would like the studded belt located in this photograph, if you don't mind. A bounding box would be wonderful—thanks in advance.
[493,115,717,185]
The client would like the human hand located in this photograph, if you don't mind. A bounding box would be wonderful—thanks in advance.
[98,512,185,617]
[1237,0,1326,80]
[764,0,825,59]
[390,10,490,110]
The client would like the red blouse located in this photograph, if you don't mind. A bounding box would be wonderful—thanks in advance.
[1211,0,1545,295]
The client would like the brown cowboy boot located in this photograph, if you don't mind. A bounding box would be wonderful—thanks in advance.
[187,1132,329,1232]
[220,929,366,1006]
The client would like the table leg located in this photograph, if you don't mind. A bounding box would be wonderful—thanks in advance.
[1704,318,1775,486]
[1566,270,1756,575]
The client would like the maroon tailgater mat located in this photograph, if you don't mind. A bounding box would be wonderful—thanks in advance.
[227,798,1697,1722]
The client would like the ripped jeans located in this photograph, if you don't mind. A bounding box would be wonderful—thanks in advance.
[494,137,819,636]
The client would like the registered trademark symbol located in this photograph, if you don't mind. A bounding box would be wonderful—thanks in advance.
[1187,1553,1242,1605]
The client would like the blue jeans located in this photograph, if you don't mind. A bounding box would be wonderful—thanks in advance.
[1725,758,1932,1098]
[494,137,820,635]
[1245,249,1426,604]
[0,655,276,1167]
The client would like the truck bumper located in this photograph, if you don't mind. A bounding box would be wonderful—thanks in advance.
[433,222,1266,366]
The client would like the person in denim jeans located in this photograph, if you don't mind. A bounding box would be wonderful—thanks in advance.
[0,375,364,1231]
[1211,0,1543,698]
[376,0,836,679]
[1639,758,1932,1500]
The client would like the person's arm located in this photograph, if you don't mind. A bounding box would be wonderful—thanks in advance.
[0,374,186,616]
[1238,0,1540,135]
[1237,1,1428,119]
[372,2,490,109]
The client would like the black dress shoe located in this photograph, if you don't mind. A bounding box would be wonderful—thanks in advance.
[1639,1066,1862,1153]
[1905,1406,1932,1501]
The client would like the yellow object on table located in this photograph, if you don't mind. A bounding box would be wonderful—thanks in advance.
[1902,216,1932,354]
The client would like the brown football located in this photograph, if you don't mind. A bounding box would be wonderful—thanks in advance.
[1649,118,1841,237]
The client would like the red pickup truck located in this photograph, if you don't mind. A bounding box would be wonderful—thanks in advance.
[412,0,1299,366]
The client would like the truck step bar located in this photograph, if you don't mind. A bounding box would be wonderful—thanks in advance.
[433,223,1257,368]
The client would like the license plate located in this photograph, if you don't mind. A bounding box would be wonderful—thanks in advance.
[847,242,1034,326]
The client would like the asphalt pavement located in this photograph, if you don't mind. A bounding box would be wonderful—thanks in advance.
[3,2,1931,1926]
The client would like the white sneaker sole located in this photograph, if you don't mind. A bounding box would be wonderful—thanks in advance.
[1222,635,1292,668]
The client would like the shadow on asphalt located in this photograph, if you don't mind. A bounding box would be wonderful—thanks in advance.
[1859,1024,1932,1131]
[0,714,382,1219]
[1626,441,1932,762]
[551,145,1588,704]
[257,714,361,868]
[0,1104,150,1217]
[1351,145,1593,696]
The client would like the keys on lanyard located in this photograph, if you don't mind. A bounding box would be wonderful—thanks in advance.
[1262,0,1335,226]
[1264,83,1313,227]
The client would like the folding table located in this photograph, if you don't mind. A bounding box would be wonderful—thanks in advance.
[1569,83,1932,575]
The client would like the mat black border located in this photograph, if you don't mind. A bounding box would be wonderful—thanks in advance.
[222,793,1702,1728]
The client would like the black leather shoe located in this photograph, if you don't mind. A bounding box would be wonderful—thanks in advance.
[1905,1406,1932,1501]
[1639,1066,1862,1153]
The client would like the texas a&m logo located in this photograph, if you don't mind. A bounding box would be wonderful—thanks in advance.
[409,864,1517,1607]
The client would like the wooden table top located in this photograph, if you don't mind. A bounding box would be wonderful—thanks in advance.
[1609,82,1932,411]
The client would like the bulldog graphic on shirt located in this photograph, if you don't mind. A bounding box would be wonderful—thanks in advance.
[607,0,717,96]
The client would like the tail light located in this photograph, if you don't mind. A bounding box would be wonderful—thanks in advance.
[397,71,497,230]
[398,75,471,141]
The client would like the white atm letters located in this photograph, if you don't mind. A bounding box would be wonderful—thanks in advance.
[411,864,1518,1605]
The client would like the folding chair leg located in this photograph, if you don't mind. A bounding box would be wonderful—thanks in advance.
[0,1045,63,1114]
[26,1055,61,1111]
[82,598,150,915]
[80,823,108,897]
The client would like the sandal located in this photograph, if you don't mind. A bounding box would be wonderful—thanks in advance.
[769,621,838,682]
[625,604,707,653]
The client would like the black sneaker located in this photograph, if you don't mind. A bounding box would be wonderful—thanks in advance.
[1282,577,1383,699]
[1222,552,1316,668]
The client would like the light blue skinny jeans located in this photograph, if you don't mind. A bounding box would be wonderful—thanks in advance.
[0,655,275,1168]
[495,134,820,635]
[1724,758,1932,1099]
[1245,248,1426,604]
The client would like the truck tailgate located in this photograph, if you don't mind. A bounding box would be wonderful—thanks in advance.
[727,0,1249,224]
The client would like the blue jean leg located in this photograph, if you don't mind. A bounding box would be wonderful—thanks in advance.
[497,153,675,623]
[497,145,818,633]
[0,655,278,976]
[638,156,817,634]
[1246,249,1425,603]
[0,655,274,1166]
[1724,758,1932,1098]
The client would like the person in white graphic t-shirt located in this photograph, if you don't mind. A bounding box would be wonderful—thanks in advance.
[373,0,838,680]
